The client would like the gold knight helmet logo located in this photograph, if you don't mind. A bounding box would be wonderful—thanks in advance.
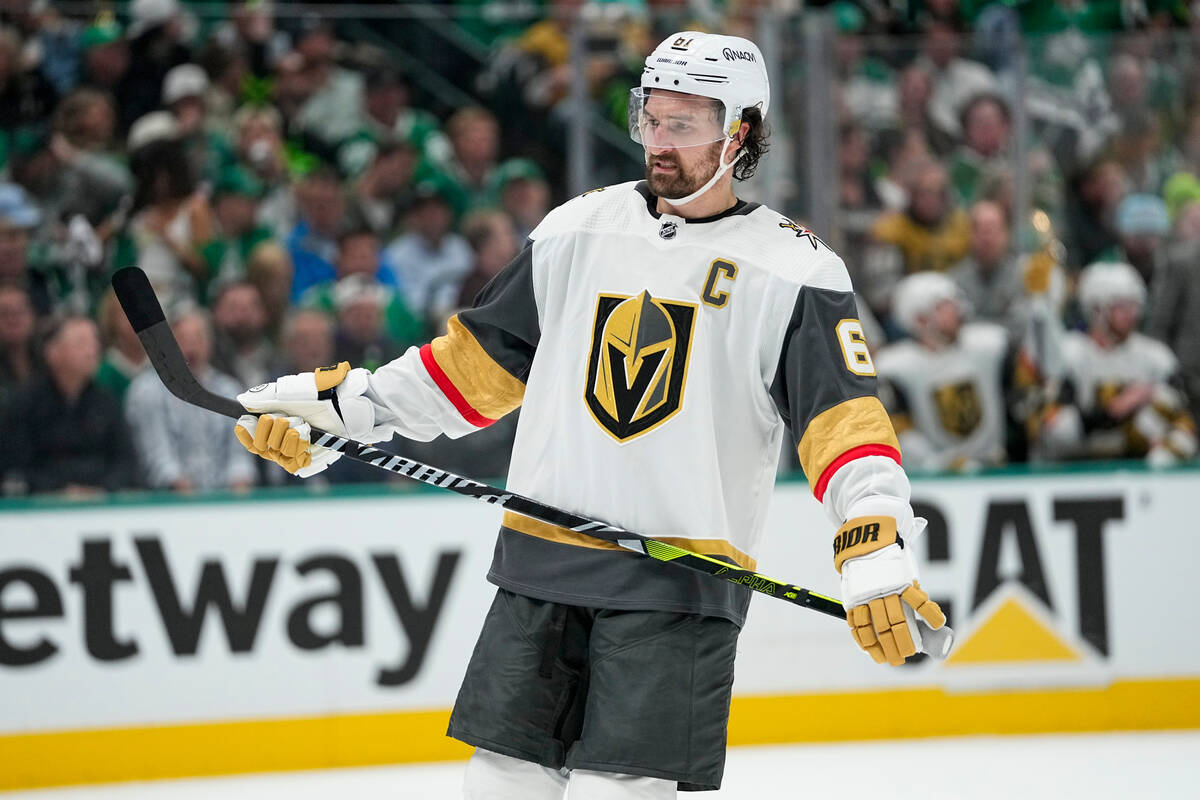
[585,291,696,442]
[933,380,984,437]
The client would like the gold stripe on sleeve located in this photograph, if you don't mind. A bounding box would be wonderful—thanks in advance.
[797,396,900,492]
[430,314,527,420]
[502,511,758,572]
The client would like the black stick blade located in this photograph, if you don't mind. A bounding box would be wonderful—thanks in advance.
[111,267,165,333]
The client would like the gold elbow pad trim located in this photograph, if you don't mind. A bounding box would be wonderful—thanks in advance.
[430,315,526,420]
[797,396,900,495]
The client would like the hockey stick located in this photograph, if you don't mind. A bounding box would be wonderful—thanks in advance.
[112,267,952,657]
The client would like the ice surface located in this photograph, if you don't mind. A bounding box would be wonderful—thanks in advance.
[6,730,1197,799]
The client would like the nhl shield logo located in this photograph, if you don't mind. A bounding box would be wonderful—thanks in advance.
[659,221,678,240]
[585,291,696,442]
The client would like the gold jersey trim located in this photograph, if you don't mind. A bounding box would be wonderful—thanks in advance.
[430,315,526,420]
[502,511,757,572]
[797,396,900,493]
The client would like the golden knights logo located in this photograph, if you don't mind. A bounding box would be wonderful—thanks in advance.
[585,291,696,442]
[933,380,983,437]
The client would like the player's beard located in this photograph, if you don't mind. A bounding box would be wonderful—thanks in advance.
[644,141,723,199]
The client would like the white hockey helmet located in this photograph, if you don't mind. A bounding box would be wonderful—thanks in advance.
[892,271,962,334]
[630,31,770,149]
[1077,261,1146,316]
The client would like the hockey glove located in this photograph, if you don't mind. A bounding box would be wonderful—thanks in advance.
[834,512,947,666]
[233,361,389,477]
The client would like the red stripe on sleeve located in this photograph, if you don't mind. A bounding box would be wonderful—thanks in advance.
[419,344,497,428]
[812,444,902,503]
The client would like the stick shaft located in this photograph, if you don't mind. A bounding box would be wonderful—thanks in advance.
[112,267,847,620]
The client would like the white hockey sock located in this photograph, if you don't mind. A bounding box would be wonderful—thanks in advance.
[463,748,568,800]
[566,768,677,799]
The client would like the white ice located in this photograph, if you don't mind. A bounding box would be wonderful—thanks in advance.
[6,730,1197,799]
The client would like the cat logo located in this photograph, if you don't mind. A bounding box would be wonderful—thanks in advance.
[585,291,696,443]
[933,381,983,437]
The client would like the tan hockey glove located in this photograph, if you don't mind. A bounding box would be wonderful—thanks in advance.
[233,361,388,477]
[235,413,317,475]
[834,515,947,666]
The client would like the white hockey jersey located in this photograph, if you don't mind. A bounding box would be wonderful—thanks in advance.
[359,181,902,624]
[876,323,1010,471]
[1060,330,1177,413]
[1053,330,1195,460]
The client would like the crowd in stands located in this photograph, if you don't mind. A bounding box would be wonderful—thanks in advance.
[823,0,1199,473]
[0,0,1198,499]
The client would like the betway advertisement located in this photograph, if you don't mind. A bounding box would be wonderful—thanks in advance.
[1,468,1197,788]
[0,493,501,733]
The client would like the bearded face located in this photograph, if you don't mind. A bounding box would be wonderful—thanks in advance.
[644,138,724,199]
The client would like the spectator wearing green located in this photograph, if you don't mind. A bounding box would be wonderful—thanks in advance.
[1014,0,1135,34]
[201,165,273,294]
[1164,171,1200,234]
[292,19,365,152]
[339,66,453,179]
[947,92,1062,214]
[112,112,219,311]
[488,157,550,242]
[442,106,502,214]
[0,27,59,172]
[381,176,474,328]
[300,228,426,349]
[162,63,238,185]
[230,105,296,241]
[94,289,148,404]
[77,14,130,122]
[831,0,897,133]
[346,138,420,239]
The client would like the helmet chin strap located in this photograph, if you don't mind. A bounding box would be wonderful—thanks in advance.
[651,137,745,208]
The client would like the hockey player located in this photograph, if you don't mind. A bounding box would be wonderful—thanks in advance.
[877,271,1011,472]
[1039,261,1196,465]
[232,32,946,797]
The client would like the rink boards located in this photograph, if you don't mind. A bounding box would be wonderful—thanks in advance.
[1,466,1198,790]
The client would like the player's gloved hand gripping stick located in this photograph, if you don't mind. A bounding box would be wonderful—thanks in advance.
[113,267,953,661]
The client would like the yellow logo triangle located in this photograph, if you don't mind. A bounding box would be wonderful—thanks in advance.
[945,596,1081,665]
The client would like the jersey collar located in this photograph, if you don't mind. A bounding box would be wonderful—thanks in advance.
[634,181,760,224]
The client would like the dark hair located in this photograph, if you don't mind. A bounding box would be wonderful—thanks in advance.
[302,163,343,185]
[958,91,1010,133]
[733,105,769,181]
[37,313,94,355]
[337,226,379,247]
[210,279,261,309]
[461,210,509,252]
[129,138,195,211]
[365,65,405,92]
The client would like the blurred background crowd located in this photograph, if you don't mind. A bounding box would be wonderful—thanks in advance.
[0,0,1197,500]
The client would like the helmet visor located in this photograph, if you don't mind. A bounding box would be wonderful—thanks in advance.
[629,88,728,149]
